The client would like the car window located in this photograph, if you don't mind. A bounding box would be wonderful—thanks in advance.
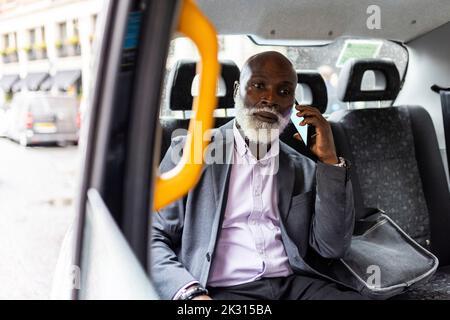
[30,97,77,114]
[31,97,53,114]
[161,35,408,117]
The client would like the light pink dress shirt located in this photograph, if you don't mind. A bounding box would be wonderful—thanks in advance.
[207,122,293,287]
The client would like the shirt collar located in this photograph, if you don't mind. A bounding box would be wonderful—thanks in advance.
[233,120,248,157]
[232,120,280,161]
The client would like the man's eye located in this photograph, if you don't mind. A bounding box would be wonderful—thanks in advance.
[252,83,264,89]
[280,89,291,96]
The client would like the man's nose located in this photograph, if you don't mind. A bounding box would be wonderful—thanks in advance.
[260,88,276,105]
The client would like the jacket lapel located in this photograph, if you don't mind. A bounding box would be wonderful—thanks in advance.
[198,121,234,286]
[209,121,234,220]
[277,144,296,222]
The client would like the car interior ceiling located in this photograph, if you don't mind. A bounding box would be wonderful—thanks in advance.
[196,0,450,44]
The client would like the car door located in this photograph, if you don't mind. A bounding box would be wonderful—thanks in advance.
[51,0,219,300]
[51,0,177,300]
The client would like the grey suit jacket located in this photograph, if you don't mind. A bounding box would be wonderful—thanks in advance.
[151,120,355,299]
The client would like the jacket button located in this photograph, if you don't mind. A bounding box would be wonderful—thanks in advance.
[206,253,211,262]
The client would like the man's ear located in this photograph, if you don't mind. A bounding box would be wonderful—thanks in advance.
[233,81,240,99]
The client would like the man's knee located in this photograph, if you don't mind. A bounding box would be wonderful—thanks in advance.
[290,275,370,300]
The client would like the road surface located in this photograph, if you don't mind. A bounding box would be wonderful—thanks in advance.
[0,138,79,299]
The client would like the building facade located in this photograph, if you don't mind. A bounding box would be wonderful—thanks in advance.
[0,0,105,100]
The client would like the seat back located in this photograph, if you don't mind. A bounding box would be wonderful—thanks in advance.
[329,59,450,265]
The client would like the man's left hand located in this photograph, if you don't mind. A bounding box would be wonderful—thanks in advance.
[293,105,339,165]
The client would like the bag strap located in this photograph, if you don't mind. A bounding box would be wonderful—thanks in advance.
[431,84,450,174]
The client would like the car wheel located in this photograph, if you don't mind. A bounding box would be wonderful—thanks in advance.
[57,141,69,147]
[19,135,28,147]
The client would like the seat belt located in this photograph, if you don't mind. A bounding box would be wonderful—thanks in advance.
[432,84,450,174]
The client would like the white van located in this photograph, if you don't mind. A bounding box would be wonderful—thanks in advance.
[7,92,80,146]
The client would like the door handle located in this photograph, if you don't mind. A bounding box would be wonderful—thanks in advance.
[153,0,219,210]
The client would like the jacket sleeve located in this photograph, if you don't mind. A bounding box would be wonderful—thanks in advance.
[309,161,355,259]
[150,136,198,300]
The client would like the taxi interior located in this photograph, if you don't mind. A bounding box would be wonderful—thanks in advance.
[53,0,450,300]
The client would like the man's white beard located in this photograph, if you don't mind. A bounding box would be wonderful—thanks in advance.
[234,95,291,145]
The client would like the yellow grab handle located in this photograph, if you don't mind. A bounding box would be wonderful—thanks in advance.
[153,0,219,211]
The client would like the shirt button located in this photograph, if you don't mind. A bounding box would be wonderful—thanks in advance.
[206,252,211,262]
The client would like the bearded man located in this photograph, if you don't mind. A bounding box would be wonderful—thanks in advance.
[151,51,367,300]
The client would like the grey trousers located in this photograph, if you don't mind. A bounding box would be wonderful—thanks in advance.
[208,274,370,300]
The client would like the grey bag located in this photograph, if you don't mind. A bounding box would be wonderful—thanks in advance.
[305,209,439,300]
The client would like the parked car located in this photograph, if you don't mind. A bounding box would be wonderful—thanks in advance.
[7,92,80,147]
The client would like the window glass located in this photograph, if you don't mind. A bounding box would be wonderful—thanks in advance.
[161,36,408,117]
[58,22,67,39]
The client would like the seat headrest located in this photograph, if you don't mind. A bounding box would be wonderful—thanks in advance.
[167,59,240,111]
[297,70,328,114]
[337,59,401,102]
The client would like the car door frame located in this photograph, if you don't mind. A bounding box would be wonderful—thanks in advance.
[71,0,179,299]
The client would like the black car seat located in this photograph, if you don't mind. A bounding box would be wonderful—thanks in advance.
[160,59,240,159]
[328,58,450,300]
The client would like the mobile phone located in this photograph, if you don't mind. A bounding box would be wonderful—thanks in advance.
[291,99,308,146]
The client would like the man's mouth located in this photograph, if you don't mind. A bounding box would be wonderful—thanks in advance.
[253,111,279,124]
